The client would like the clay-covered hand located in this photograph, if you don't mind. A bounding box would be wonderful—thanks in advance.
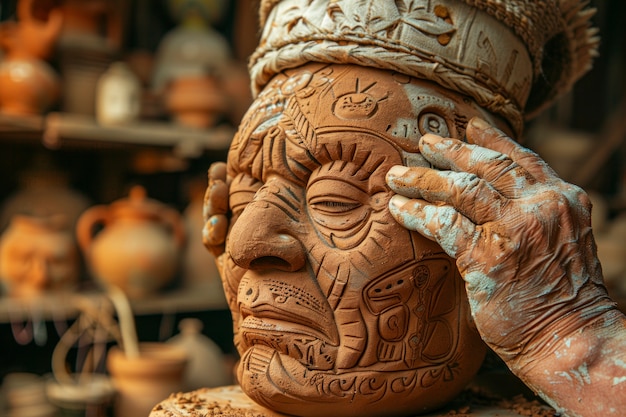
[386,117,626,415]
[202,162,230,258]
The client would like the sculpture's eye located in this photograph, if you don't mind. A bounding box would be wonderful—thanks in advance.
[309,197,361,215]
[307,174,373,249]
[418,112,450,137]
[307,179,368,224]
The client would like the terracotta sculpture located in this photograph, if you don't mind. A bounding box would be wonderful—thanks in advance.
[0,0,63,115]
[209,63,491,416]
[151,1,625,417]
[0,214,80,297]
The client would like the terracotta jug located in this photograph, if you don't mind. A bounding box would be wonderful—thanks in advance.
[0,59,60,116]
[0,214,80,298]
[76,186,185,298]
[0,0,63,115]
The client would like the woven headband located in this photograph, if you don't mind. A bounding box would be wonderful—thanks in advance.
[250,0,598,136]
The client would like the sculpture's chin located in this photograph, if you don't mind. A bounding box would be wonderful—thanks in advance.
[237,344,482,417]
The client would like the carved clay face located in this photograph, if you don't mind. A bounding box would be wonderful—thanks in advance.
[221,64,508,416]
[0,215,79,297]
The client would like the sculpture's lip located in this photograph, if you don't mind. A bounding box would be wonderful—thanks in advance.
[239,308,337,345]
[239,313,338,370]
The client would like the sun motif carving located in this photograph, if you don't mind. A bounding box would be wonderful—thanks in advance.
[332,79,388,120]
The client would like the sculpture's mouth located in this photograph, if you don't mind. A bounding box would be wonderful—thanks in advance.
[239,309,338,370]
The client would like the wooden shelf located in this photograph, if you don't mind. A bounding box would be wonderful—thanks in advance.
[0,112,235,157]
[0,285,229,323]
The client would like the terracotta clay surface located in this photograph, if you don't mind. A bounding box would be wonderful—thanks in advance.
[202,63,499,417]
[150,385,558,417]
[188,1,615,417]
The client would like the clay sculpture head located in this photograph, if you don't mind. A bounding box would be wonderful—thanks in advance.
[0,214,79,298]
[204,1,597,416]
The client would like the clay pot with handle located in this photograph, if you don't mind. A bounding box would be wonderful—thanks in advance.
[76,186,185,298]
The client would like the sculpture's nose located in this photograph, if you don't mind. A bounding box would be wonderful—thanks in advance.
[227,184,306,272]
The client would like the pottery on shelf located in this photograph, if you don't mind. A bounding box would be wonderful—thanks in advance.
[0,214,80,298]
[0,0,63,115]
[164,73,229,129]
[166,318,231,390]
[1,373,57,417]
[152,0,233,128]
[45,374,115,417]
[106,343,188,417]
[151,0,231,92]
[76,186,186,298]
[96,61,142,125]
[0,59,60,116]
[0,156,91,232]
[55,0,123,115]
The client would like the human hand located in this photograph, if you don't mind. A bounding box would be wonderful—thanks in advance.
[385,117,616,374]
[202,162,230,258]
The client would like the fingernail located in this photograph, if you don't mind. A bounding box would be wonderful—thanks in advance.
[390,195,410,208]
[421,133,443,145]
[388,165,409,177]
[470,117,490,130]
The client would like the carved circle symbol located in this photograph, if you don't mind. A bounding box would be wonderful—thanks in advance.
[413,265,430,288]
[334,93,377,120]
[419,112,450,137]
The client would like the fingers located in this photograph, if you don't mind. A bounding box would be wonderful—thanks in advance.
[466,117,557,183]
[386,165,508,225]
[208,161,227,181]
[203,162,229,221]
[388,195,477,259]
[203,162,230,256]
[203,214,229,256]
[203,180,229,220]
[419,134,535,198]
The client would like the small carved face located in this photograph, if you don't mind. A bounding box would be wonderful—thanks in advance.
[0,216,79,298]
[221,64,504,416]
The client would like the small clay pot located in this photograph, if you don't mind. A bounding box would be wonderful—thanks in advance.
[106,343,188,417]
[166,318,231,390]
[164,75,229,129]
[46,374,115,417]
[0,58,60,116]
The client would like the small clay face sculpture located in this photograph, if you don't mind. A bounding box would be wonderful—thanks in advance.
[217,63,517,416]
[0,214,79,297]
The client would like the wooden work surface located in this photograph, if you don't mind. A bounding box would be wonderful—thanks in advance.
[150,383,557,417]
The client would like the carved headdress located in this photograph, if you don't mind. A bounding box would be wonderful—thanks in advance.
[249,0,598,136]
